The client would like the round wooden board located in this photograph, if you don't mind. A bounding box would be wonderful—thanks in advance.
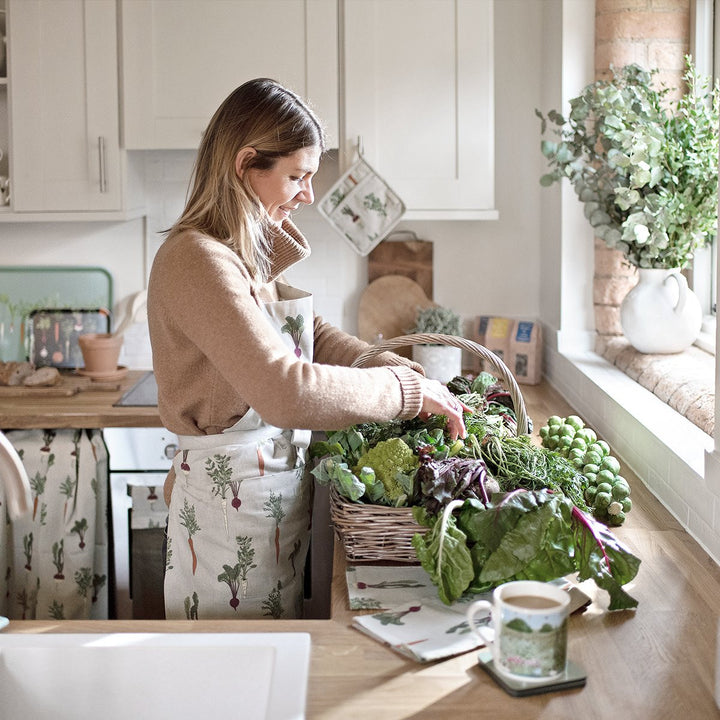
[357,275,435,355]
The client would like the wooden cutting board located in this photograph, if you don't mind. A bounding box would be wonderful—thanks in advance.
[0,375,121,397]
[358,275,435,357]
[368,237,433,298]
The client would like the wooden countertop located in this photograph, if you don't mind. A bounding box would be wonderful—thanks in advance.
[0,370,162,428]
[4,381,720,718]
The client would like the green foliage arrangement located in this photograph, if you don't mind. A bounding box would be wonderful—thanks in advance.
[410,305,462,336]
[537,57,720,269]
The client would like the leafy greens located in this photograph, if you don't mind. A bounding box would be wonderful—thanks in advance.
[412,489,640,611]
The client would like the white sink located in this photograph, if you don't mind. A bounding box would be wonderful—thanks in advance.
[0,632,310,720]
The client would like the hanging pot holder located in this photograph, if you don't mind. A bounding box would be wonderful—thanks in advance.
[318,153,406,256]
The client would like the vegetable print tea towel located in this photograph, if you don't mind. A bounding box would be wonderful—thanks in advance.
[318,157,406,256]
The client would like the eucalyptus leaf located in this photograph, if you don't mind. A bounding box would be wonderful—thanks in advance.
[537,56,719,269]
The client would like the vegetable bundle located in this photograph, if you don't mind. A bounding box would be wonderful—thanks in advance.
[309,373,640,610]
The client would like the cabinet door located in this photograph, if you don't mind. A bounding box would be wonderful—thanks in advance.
[342,0,496,220]
[120,0,338,149]
[8,0,123,212]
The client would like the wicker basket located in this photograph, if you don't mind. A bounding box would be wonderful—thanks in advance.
[328,333,529,563]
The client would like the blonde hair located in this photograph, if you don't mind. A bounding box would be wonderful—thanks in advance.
[167,78,326,281]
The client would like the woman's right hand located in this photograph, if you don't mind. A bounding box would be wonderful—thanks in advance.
[417,377,471,441]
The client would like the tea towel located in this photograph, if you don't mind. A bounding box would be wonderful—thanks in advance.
[347,565,592,663]
[318,156,405,256]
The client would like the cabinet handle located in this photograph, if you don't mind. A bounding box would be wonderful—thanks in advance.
[98,136,107,193]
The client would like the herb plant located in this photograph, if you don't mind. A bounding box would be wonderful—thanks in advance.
[409,305,462,336]
[537,57,720,269]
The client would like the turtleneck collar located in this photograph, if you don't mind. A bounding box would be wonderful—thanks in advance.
[266,219,311,281]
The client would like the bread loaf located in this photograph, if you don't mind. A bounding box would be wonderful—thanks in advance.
[0,361,34,386]
[23,366,61,387]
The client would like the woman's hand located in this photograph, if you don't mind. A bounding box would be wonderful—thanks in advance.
[417,377,472,440]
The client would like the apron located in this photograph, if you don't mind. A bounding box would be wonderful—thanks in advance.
[164,282,314,620]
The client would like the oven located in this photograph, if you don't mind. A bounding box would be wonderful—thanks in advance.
[104,426,177,620]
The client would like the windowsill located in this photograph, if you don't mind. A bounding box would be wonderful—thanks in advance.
[596,336,715,437]
[696,314,717,355]
[544,343,713,477]
[544,341,719,562]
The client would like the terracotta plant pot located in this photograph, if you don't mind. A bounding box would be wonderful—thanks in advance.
[78,333,123,374]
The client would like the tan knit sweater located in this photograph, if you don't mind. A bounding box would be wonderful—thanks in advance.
[147,221,424,436]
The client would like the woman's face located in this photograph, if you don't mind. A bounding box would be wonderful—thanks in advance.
[244,146,321,226]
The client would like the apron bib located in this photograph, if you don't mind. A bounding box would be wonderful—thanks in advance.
[164,283,314,620]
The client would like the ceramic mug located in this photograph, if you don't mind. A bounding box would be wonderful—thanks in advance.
[466,580,570,681]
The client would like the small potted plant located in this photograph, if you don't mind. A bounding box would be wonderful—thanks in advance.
[408,305,463,382]
[536,56,719,353]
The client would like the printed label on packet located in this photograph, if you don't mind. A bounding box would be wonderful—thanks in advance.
[515,321,534,343]
[489,317,511,338]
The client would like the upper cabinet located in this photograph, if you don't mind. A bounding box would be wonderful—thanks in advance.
[120,0,339,149]
[5,0,143,218]
[341,0,496,220]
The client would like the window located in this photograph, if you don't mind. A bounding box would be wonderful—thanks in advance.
[691,0,718,352]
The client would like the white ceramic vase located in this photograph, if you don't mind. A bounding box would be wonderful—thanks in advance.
[412,344,462,383]
[619,268,702,354]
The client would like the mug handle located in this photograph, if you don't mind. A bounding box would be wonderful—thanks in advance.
[466,599,494,645]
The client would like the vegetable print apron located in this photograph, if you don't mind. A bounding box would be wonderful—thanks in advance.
[164,282,314,620]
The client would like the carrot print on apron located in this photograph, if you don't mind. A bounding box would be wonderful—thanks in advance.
[164,283,314,620]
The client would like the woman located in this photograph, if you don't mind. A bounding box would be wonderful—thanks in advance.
[148,78,467,620]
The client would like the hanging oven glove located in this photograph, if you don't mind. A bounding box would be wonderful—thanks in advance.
[318,155,406,256]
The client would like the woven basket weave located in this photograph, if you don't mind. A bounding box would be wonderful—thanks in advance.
[328,333,529,563]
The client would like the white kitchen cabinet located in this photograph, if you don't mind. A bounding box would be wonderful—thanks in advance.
[5,0,143,218]
[341,0,496,220]
[120,0,339,150]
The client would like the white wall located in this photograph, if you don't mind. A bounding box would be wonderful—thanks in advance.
[0,0,548,353]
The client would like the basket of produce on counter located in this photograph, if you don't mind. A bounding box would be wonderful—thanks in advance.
[309,334,641,611]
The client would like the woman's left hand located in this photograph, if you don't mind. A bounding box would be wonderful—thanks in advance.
[417,377,472,441]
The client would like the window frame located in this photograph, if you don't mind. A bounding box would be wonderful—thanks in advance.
[691,0,717,353]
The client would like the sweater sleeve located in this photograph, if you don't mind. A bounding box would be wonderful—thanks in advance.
[313,316,426,375]
[148,234,424,434]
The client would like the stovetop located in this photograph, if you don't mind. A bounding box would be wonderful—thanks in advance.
[114,371,157,407]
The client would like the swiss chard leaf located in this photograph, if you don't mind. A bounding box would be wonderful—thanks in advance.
[571,506,641,610]
[420,490,641,610]
[477,496,576,584]
[412,506,474,605]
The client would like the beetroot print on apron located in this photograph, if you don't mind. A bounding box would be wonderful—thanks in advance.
[164,283,315,620]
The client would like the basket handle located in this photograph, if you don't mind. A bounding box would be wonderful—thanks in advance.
[351,333,529,436]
